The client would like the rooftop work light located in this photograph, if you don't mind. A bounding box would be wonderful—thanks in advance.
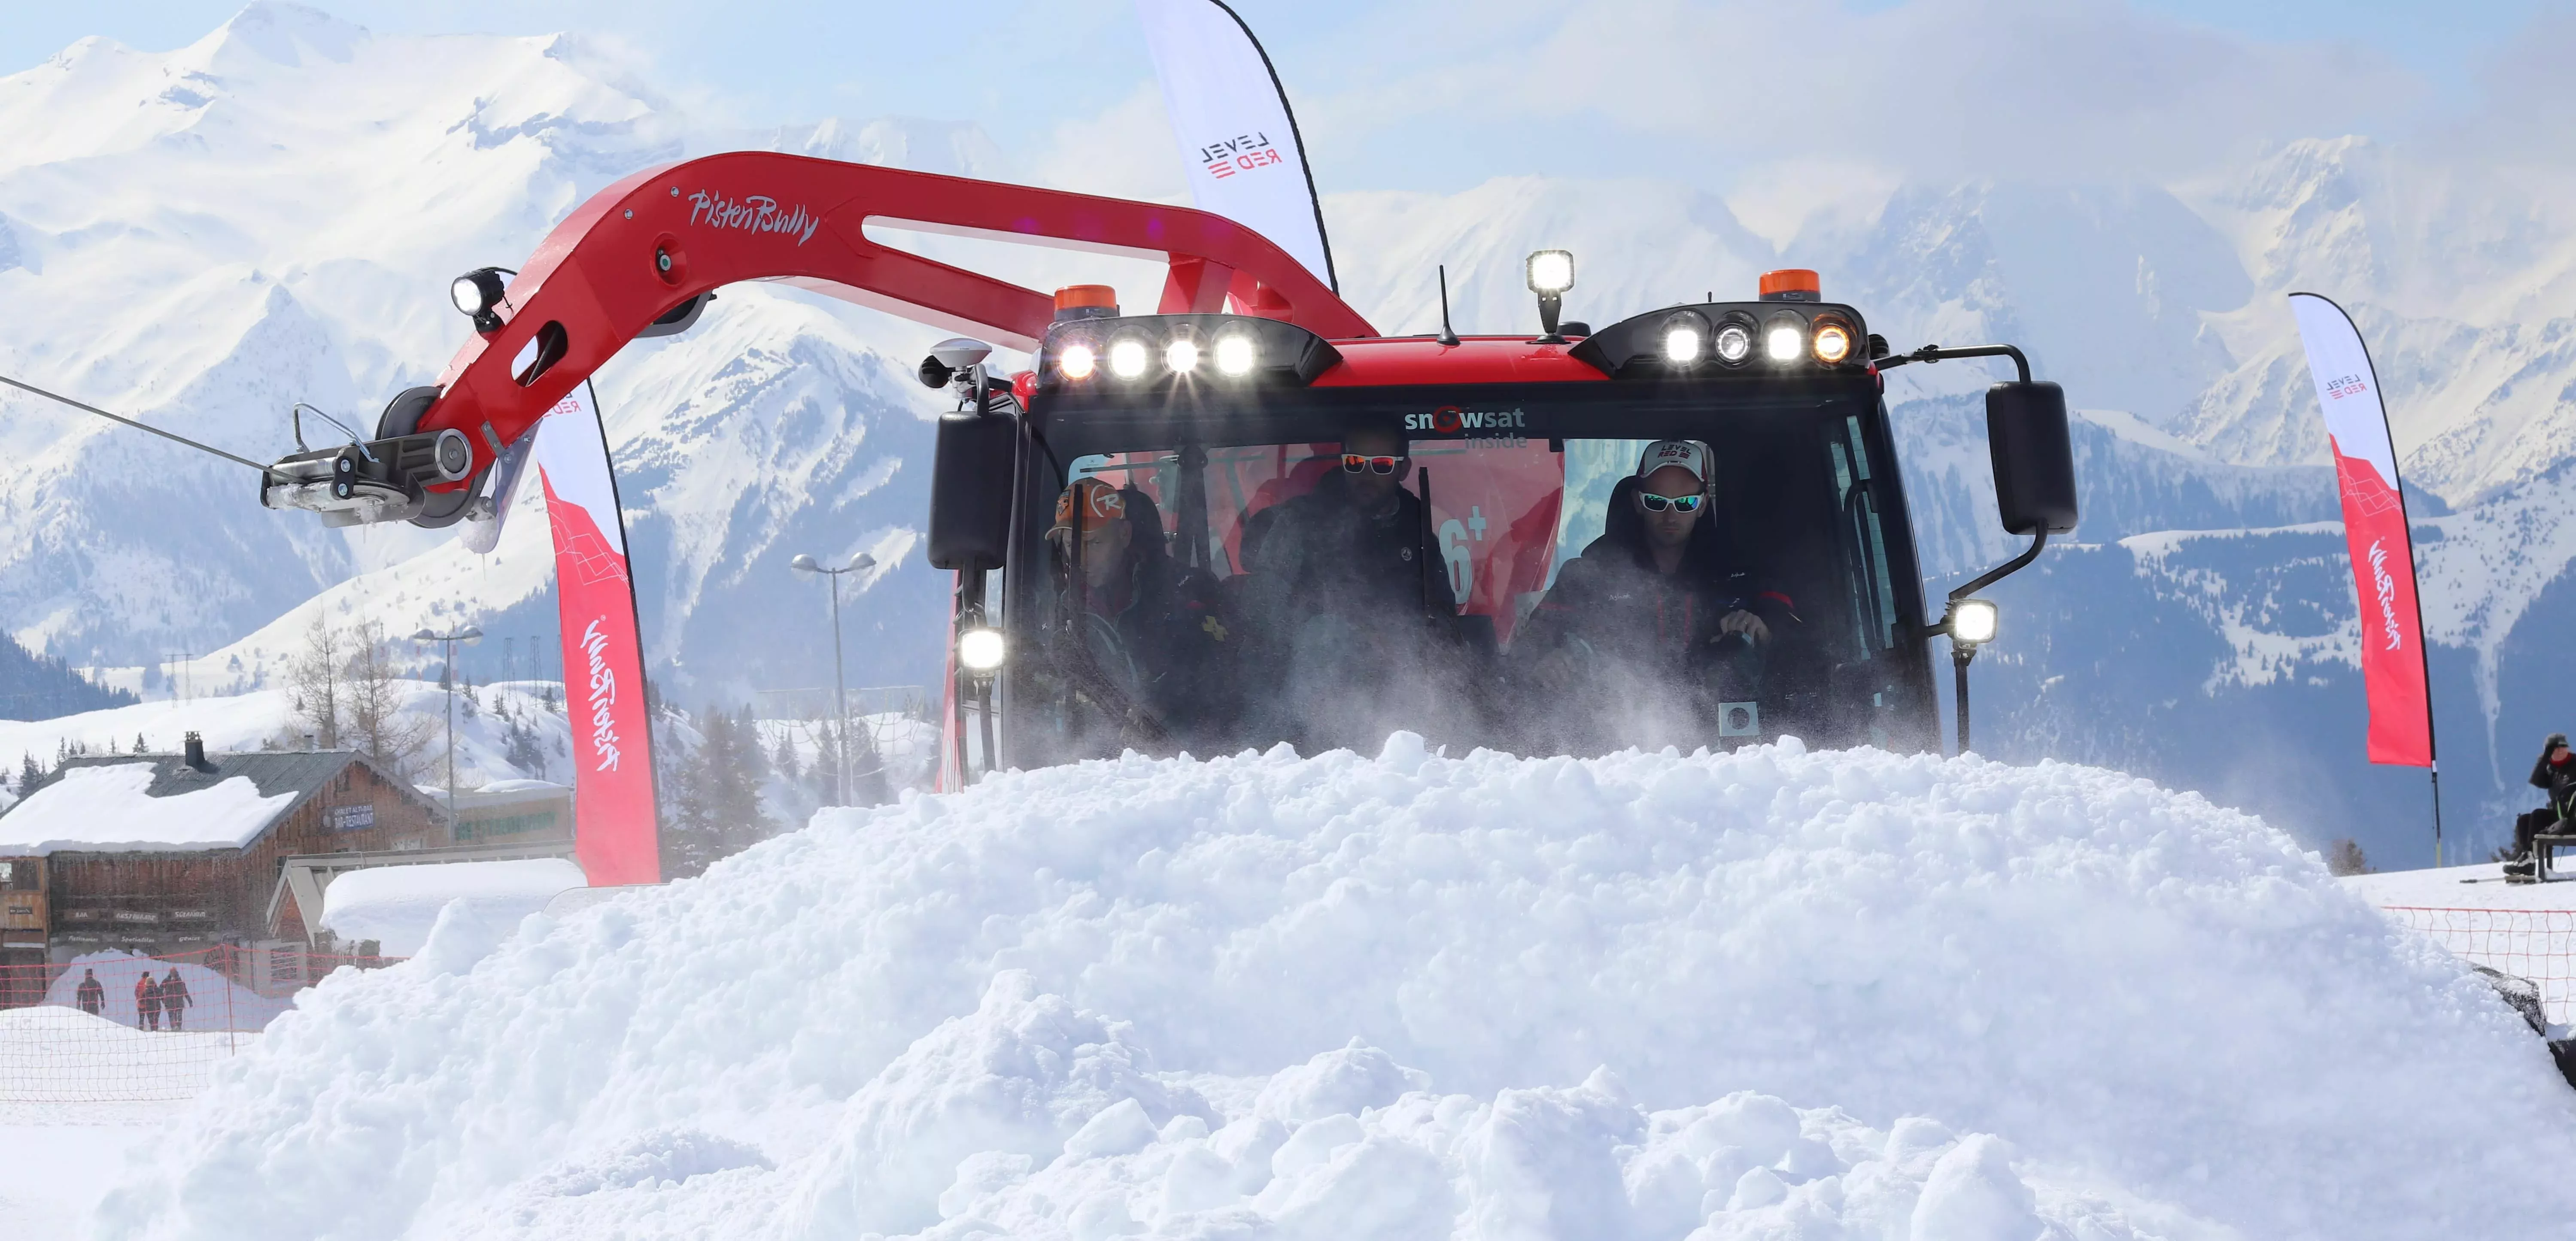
[1214,331,1259,376]
[1108,337,1150,379]
[1812,317,1856,365]
[1059,343,1097,380]
[1661,310,1710,366]
[1764,313,1805,363]
[1713,319,1755,365]
[1164,337,1201,375]
[1527,249,1575,343]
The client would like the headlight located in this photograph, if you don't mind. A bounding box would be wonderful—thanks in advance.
[1713,321,1754,365]
[1764,316,1804,363]
[1059,343,1097,380]
[451,276,485,316]
[1949,599,1998,645]
[1811,316,1854,365]
[1164,337,1200,375]
[1214,333,1258,376]
[957,627,1006,671]
[1660,310,1709,365]
[1108,338,1150,379]
[1526,249,1574,295]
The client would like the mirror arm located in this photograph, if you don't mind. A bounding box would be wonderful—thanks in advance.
[1874,343,2031,384]
[1952,527,2047,604]
[1920,528,2047,641]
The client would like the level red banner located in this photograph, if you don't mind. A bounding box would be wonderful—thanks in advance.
[2290,293,2434,768]
[534,382,662,883]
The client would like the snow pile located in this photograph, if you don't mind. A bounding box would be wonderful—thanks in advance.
[318,857,587,956]
[0,763,295,854]
[92,740,2576,1239]
[41,949,292,1033]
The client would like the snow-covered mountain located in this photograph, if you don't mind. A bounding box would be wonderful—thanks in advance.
[5,5,2574,861]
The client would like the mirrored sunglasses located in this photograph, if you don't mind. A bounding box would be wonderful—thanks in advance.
[1637,491,1705,513]
[1342,453,1406,475]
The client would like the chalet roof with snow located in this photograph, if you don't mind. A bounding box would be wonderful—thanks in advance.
[0,749,435,856]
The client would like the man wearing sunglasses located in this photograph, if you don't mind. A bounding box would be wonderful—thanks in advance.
[1517,440,1793,748]
[1237,422,1458,747]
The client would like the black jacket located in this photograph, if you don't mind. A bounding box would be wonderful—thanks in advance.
[1519,478,1795,668]
[75,975,104,1012]
[2534,749,2576,820]
[1247,470,1447,631]
[1055,485,1233,734]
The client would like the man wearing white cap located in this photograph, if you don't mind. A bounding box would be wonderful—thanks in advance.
[1517,439,1793,744]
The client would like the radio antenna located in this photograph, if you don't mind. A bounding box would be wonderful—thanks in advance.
[1435,265,1460,347]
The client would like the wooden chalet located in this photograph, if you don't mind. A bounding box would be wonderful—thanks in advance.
[0,733,448,983]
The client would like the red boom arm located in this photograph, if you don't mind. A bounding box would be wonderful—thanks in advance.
[415,151,1376,484]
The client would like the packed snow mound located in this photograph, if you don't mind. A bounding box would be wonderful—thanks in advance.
[94,738,2576,1239]
[317,857,589,956]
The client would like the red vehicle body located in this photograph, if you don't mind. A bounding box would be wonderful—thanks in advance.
[258,151,2075,791]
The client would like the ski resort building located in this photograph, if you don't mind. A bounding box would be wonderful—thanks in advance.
[0,734,447,987]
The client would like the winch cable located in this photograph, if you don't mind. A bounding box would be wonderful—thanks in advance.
[0,372,289,480]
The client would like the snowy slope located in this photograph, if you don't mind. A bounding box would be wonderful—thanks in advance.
[88,740,2576,1240]
[0,5,967,701]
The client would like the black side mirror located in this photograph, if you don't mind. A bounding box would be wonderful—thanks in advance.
[927,406,1016,572]
[1985,381,2078,535]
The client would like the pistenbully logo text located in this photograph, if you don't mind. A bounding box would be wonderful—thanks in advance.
[687,190,822,245]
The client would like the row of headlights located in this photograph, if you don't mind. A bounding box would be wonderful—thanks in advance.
[1058,330,1264,382]
[1657,308,1857,370]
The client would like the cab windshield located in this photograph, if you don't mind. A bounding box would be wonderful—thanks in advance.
[1002,385,1928,765]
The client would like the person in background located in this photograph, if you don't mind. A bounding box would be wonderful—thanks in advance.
[74,967,104,1016]
[2508,733,2576,878]
[160,967,191,1032]
[135,969,161,1032]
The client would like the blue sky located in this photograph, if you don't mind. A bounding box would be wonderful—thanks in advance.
[3,0,2564,194]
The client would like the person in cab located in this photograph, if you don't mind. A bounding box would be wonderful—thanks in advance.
[1238,422,1461,748]
[1517,439,1796,750]
[1048,477,1231,737]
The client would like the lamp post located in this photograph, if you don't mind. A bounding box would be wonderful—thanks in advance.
[790,552,876,805]
[411,624,483,828]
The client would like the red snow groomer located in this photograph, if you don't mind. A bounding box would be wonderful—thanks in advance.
[257,153,2076,784]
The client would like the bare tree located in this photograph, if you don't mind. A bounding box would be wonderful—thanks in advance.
[345,620,432,777]
[287,613,344,748]
[2326,837,2372,877]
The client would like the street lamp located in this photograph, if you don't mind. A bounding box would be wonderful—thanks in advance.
[790,552,876,805]
[412,623,483,829]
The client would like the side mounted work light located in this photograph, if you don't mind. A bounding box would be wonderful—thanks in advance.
[450,267,510,334]
[957,626,1006,673]
[1947,598,1999,646]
